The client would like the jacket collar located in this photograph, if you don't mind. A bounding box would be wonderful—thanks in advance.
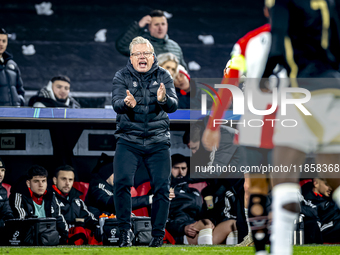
[313,191,323,197]
[52,184,68,198]
[148,34,169,44]
[43,81,71,106]
[29,187,47,205]
[52,184,82,200]
[1,51,12,63]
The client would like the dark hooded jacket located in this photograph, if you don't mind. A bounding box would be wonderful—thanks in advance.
[166,177,202,242]
[0,51,25,106]
[302,182,340,227]
[9,185,69,243]
[112,57,178,146]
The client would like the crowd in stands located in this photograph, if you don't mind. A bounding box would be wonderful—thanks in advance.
[0,9,199,109]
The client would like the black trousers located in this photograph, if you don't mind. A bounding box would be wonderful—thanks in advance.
[113,139,171,237]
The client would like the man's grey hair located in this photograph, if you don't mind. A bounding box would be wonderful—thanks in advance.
[157,52,179,67]
[129,36,154,54]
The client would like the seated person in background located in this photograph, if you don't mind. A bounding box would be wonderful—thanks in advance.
[301,178,340,243]
[174,65,191,109]
[166,154,215,245]
[85,160,152,219]
[9,165,69,244]
[52,165,98,244]
[28,75,80,108]
[157,52,179,79]
[174,66,210,109]
[200,182,238,245]
[184,118,242,180]
[183,118,248,243]
[115,9,187,69]
[0,158,13,241]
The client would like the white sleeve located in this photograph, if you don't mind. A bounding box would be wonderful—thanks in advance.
[245,31,271,78]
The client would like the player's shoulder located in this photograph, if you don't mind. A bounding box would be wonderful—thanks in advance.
[238,24,271,45]
[235,24,271,55]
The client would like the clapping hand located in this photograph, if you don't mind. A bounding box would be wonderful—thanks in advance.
[157,83,166,102]
[124,90,137,108]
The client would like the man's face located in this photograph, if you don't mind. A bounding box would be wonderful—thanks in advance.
[174,72,190,92]
[149,16,168,39]
[314,179,332,197]
[0,34,8,56]
[171,162,188,178]
[161,60,177,78]
[53,170,74,194]
[26,176,47,196]
[130,43,154,73]
[52,80,70,100]
[188,141,200,154]
[0,168,5,183]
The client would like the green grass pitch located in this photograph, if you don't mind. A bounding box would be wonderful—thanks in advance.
[1,245,340,255]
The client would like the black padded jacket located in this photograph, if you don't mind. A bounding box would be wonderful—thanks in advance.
[112,58,178,146]
[0,51,25,106]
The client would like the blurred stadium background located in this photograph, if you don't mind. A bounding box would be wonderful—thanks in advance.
[0,0,266,107]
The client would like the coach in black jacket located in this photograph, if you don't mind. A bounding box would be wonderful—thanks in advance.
[112,36,178,247]
[9,165,69,244]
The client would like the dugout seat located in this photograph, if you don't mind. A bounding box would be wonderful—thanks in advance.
[2,183,11,197]
[73,182,89,201]
[132,182,151,217]
[189,182,207,193]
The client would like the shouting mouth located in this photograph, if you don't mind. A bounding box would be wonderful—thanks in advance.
[139,61,147,68]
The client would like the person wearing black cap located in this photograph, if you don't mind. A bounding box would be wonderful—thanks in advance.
[85,159,152,219]
[0,157,14,242]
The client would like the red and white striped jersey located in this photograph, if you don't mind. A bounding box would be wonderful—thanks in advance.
[233,24,277,149]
